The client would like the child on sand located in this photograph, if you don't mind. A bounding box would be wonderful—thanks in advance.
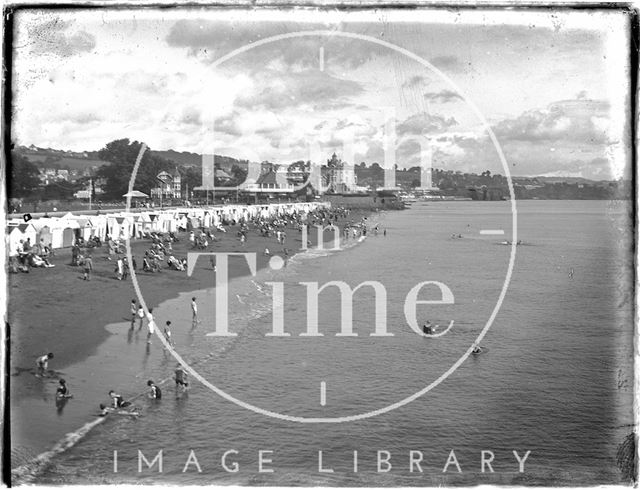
[36,352,54,376]
[83,255,93,280]
[164,321,173,347]
[191,297,198,326]
[146,308,155,344]
[137,305,145,329]
[130,299,137,327]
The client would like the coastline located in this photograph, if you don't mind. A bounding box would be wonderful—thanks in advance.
[8,207,385,475]
[8,208,379,389]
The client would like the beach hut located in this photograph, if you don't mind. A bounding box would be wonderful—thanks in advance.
[134,213,153,237]
[75,217,94,241]
[107,215,135,240]
[8,222,37,255]
[91,215,108,241]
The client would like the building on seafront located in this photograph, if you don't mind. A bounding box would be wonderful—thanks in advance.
[151,169,182,199]
[244,166,294,193]
[323,152,366,193]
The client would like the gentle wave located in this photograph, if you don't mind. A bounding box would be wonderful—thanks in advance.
[11,240,371,482]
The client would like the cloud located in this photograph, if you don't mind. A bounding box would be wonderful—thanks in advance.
[429,55,468,73]
[402,75,429,89]
[166,20,384,71]
[396,112,458,135]
[424,89,463,104]
[234,71,364,111]
[25,17,96,57]
[493,98,611,145]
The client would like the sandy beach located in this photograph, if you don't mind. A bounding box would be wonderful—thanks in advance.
[8,208,374,402]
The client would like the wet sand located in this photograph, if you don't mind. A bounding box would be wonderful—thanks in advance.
[8,210,372,401]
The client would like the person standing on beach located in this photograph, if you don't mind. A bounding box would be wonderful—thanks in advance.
[35,352,54,376]
[116,255,124,280]
[137,304,145,329]
[146,308,155,344]
[164,321,173,347]
[122,257,130,280]
[83,254,93,280]
[191,297,199,326]
[130,300,137,328]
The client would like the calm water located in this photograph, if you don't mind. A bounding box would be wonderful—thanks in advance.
[12,200,634,485]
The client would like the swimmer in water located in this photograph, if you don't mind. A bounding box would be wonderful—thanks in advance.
[147,380,162,400]
[108,390,131,408]
[472,346,483,354]
[99,404,139,417]
[422,321,434,335]
[56,379,72,398]
[175,364,189,393]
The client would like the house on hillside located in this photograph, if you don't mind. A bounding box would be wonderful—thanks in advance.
[151,168,182,199]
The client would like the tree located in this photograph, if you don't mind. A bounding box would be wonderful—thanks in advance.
[229,164,248,187]
[179,166,203,196]
[97,139,173,199]
[8,152,41,199]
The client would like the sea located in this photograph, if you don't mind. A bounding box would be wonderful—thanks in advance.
[10,200,635,486]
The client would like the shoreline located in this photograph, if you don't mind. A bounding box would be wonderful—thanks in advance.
[8,208,378,386]
[8,207,384,471]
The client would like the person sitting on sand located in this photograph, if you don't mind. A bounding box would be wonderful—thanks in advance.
[108,390,131,408]
[36,352,54,376]
[167,255,183,271]
[29,253,52,268]
[264,247,271,256]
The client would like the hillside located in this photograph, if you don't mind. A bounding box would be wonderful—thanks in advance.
[151,150,250,172]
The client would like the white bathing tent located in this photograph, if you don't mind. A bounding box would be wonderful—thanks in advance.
[75,217,94,241]
[134,212,153,237]
[107,215,134,240]
[7,222,37,255]
[90,215,108,241]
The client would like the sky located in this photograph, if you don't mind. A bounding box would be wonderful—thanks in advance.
[11,8,632,179]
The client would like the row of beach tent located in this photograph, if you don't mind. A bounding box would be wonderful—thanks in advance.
[7,201,329,256]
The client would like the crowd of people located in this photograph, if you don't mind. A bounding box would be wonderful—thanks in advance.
[9,238,55,272]
[29,204,386,420]
[39,296,194,417]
